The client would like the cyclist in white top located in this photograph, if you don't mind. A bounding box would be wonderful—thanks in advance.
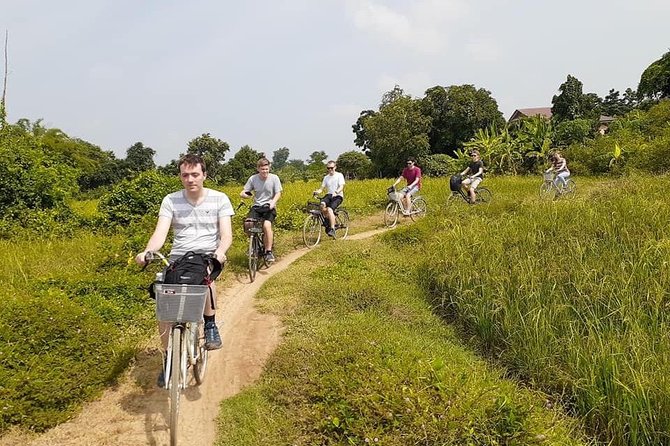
[314,160,345,238]
[135,154,234,386]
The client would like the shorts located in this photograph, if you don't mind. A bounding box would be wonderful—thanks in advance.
[401,185,420,197]
[462,177,482,190]
[320,194,343,210]
[248,205,277,223]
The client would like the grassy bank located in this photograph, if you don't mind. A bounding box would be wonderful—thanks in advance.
[420,176,670,445]
[215,232,588,445]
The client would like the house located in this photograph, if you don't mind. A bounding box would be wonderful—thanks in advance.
[598,115,615,135]
[508,107,553,123]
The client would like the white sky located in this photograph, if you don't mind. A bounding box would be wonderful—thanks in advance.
[2,0,669,165]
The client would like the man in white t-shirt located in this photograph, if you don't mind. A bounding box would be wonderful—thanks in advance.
[314,160,345,238]
[135,154,234,386]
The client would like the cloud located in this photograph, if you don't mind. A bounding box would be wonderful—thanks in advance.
[377,72,434,97]
[465,38,504,63]
[346,0,469,54]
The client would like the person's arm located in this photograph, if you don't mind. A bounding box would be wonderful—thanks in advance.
[240,177,254,198]
[471,164,483,178]
[214,216,233,263]
[335,175,345,195]
[460,167,469,176]
[269,191,281,209]
[314,177,326,195]
[392,175,403,187]
[135,216,171,265]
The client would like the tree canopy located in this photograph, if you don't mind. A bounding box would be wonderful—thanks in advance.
[638,50,670,100]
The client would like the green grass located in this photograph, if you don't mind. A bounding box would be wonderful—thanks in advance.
[215,234,588,445]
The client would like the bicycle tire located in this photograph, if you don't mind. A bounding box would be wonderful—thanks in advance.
[302,214,321,248]
[384,201,399,228]
[248,235,258,282]
[476,187,492,203]
[446,192,461,205]
[334,210,349,239]
[539,182,555,200]
[192,322,208,385]
[564,179,576,196]
[169,327,182,446]
[410,197,427,221]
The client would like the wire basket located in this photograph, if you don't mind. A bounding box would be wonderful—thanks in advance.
[387,191,404,202]
[154,284,208,322]
[243,218,263,235]
[543,172,554,181]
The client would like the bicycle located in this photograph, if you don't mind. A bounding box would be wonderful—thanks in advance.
[539,171,575,200]
[237,202,269,282]
[144,251,210,446]
[383,186,427,228]
[446,176,492,205]
[302,193,350,248]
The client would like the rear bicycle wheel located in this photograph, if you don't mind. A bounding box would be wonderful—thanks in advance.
[192,323,208,385]
[248,236,259,282]
[334,210,349,239]
[410,197,427,221]
[303,215,321,248]
[539,182,555,200]
[564,179,576,197]
[169,327,182,446]
[476,187,492,203]
[384,202,399,228]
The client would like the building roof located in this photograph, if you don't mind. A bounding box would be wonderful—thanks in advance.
[508,107,553,122]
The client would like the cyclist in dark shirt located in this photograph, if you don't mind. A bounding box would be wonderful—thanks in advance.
[460,150,484,204]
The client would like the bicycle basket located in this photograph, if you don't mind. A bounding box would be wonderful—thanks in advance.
[304,201,321,213]
[387,191,404,202]
[154,284,208,322]
[243,218,263,235]
[543,172,554,181]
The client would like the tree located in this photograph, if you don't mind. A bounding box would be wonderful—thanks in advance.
[125,142,155,174]
[422,84,504,155]
[360,95,431,177]
[308,151,328,165]
[186,133,230,182]
[352,109,376,152]
[380,85,406,109]
[272,147,290,169]
[552,75,585,122]
[336,151,372,179]
[638,50,670,100]
[222,145,263,184]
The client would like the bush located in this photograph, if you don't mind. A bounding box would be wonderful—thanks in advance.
[98,170,180,226]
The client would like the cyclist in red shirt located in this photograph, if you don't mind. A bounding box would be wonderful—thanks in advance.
[392,157,422,216]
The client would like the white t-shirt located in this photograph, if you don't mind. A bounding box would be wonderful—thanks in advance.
[320,172,345,198]
[158,188,234,257]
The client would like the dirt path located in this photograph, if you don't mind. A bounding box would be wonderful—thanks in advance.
[2,225,387,446]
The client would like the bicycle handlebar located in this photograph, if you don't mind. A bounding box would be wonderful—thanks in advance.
[141,251,170,271]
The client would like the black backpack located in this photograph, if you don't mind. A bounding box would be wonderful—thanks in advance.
[164,252,214,285]
[450,175,462,192]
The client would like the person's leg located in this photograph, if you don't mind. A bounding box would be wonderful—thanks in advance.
[557,172,569,189]
[204,282,222,349]
[263,219,274,251]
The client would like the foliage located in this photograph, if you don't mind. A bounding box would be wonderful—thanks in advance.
[0,126,78,214]
[423,84,505,154]
[98,170,180,225]
[222,145,264,184]
[271,147,290,169]
[335,150,372,179]
[601,88,638,116]
[551,75,602,123]
[553,118,593,147]
[124,141,155,174]
[359,94,431,177]
[638,50,670,100]
[186,132,230,182]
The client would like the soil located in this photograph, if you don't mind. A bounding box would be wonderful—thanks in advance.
[1,226,387,446]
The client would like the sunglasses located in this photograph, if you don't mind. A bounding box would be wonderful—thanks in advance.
[406,162,413,165]
[327,166,335,170]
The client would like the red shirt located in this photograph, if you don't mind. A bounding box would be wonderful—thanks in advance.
[402,166,422,189]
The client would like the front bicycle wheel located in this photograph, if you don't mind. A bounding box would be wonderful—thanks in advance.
[539,182,555,200]
[248,236,259,282]
[169,327,182,446]
[476,187,492,204]
[384,202,399,228]
[410,197,427,221]
[192,322,208,385]
[334,210,349,239]
[303,215,321,248]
